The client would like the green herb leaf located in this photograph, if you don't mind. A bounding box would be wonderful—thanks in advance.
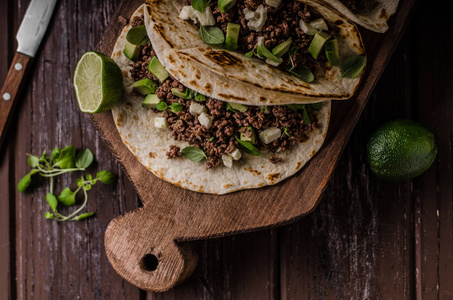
[156,101,168,111]
[44,212,54,219]
[195,93,206,102]
[245,46,256,58]
[226,103,237,113]
[283,127,291,137]
[286,104,305,112]
[341,55,366,78]
[58,187,77,206]
[169,103,183,113]
[235,136,262,156]
[199,26,225,45]
[288,46,298,70]
[17,169,39,193]
[208,137,215,142]
[192,0,209,12]
[41,151,49,163]
[27,154,40,168]
[96,170,117,184]
[53,145,76,169]
[84,184,92,191]
[257,44,281,64]
[46,193,58,213]
[288,67,314,83]
[310,103,322,110]
[51,147,61,161]
[181,146,207,162]
[302,107,311,125]
[126,25,150,46]
[74,212,95,221]
[76,177,84,187]
[75,148,94,169]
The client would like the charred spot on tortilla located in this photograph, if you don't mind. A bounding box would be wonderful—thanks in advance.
[259,96,267,102]
[203,51,244,68]
[379,9,389,19]
[204,83,212,93]
[217,93,247,102]
[149,152,157,159]
[189,80,199,87]
[267,173,280,183]
[244,167,261,176]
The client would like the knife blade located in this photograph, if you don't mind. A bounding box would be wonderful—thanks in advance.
[0,0,58,149]
[17,0,58,57]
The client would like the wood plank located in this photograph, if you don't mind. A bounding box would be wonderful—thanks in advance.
[414,4,453,300]
[148,229,279,299]
[280,21,417,299]
[9,0,142,298]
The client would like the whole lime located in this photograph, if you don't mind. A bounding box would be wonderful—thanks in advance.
[366,119,437,181]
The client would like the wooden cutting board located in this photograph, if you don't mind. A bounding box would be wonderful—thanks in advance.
[91,0,416,292]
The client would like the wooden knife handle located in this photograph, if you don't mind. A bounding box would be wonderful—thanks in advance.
[0,52,32,148]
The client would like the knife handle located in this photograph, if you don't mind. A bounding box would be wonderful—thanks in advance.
[0,52,32,148]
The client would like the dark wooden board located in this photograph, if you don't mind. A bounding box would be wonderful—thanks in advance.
[90,0,417,292]
[4,0,453,298]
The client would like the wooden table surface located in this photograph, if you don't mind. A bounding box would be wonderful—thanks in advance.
[1,1,452,299]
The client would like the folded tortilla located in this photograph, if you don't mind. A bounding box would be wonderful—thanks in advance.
[110,5,331,194]
[143,0,365,106]
[316,0,399,33]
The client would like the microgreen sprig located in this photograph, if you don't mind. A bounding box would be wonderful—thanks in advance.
[17,146,116,222]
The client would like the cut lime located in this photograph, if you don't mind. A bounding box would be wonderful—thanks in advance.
[73,51,123,113]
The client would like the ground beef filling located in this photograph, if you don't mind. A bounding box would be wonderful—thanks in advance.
[129,16,320,169]
[186,0,333,71]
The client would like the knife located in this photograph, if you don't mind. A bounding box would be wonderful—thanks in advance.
[0,0,58,148]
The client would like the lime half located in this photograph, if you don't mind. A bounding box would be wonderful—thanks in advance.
[73,51,123,113]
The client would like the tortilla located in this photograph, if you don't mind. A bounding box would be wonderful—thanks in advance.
[316,0,399,33]
[110,4,331,195]
[143,0,365,106]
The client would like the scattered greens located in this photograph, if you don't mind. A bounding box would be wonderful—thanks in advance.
[156,101,183,113]
[17,146,116,221]
[226,103,237,113]
[235,136,262,156]
[341,55,367,78]
[283,127,291,137]
[199,26,225,45]
[287,46,298,71]
[286,104,312,125]
[181,146,208,162]
[126,25,150,46]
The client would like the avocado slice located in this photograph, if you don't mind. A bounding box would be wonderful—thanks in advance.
[218,0,236,13]
[171,88,189,99]
[240,126,256,144]
[132,78,157,95]
[123,41,141,62]
[308,31,331,59]
[229,102,248,112]
[272,37,292,58]
[225,23,240,51]
[148,56,169,83]
[325,39,339,66]
[142,94,160,108]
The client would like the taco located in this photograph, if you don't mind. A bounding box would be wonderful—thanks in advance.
[316,0,399,33]
[142,0,366,106]
[110,4,331,194]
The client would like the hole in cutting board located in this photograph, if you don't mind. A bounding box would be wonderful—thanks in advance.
[141,254,158,271]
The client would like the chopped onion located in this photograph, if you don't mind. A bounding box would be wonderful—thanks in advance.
[259,127,281,144]
[198,112,213,129]
[222,155,233,168]
[299,20,318,35]
[310,18,328,31]
[189,102,207,116]
[154,117,169,129]
[243,5,267,32]
[265,0,282,8]
[230,148,242,160]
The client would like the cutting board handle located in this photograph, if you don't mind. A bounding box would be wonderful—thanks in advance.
[104,207,198,292]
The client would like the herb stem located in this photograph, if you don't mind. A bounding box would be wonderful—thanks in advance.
[65,188,89,221]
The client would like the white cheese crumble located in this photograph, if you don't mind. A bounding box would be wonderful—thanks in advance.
[179,5,215,26]
[265,0,282,8]
[310,18,328,31]
[243,5,267,32]
[189,102,207,116]
[198,112,213,129]
[299,20,318,35]
[230,148,242,160]
[222,154,233,168]
[259,127,281,144]
[154,117,169,129]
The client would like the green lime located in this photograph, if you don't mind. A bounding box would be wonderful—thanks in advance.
[73,51,123,113]
[367,119,437,181]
